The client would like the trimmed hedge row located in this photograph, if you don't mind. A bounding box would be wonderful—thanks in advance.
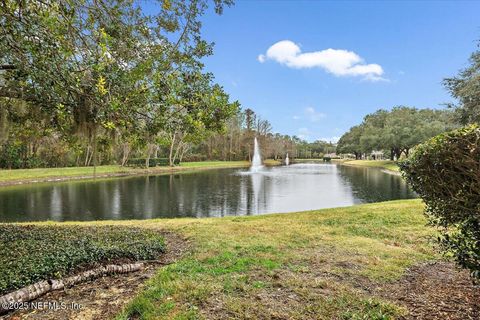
[0,225,165,294]
[126,158,180,167]
[400,124,480,278]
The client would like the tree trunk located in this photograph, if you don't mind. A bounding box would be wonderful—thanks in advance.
[145,143,154,168]
[84,145,91,166]
[179,144,190,163]
[121,143,131,166]
[228,131,233,161]
[0,263,144,315]
[169,131,176,166]
[93,127,97,178]
[145,153,149,168]
[393,147,402,160]
[172,138,183,166]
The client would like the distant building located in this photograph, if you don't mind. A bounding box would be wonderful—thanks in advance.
[370,150,384,160]
[324,153,337,158]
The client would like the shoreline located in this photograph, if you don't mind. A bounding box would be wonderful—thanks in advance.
[294,159,402,176]
[0,161,250,188]
[337,159,401,175]
[0,159,402,188]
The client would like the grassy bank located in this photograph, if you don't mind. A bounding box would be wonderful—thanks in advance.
[0,225,165,295]
[0,161,249,185]
[7,199,435,319]
[263,159,282,166]
[342,160,400,172]
[116,200,433,319]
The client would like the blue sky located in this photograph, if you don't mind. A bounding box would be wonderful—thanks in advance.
[201,1,479,142]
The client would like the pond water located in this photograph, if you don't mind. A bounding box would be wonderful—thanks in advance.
[0,163,416,222]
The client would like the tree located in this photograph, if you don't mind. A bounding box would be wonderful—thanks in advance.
[152,71,239,166]
[359,109,389,157]
[336,125,364,159]
[0,0,234,169]
[444,41,480,124]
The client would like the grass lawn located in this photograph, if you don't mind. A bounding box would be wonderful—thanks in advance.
[116,199,433,319]
[342,160,400,172]
[5,199,435,319]
[115,200,433,319]
[0,161,249,183]
[263,159,282,166]
[294,158,327,162]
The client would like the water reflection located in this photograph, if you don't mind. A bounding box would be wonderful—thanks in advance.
[336,165,416,202]
[0,164,417,222]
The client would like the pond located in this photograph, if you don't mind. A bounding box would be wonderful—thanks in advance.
[0,163,416,222]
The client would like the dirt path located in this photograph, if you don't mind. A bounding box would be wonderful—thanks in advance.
[2,232,189,320]
[383,261,480,320]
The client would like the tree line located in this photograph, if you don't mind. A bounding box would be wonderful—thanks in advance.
[174,108,336,162]
[336,107,457,160]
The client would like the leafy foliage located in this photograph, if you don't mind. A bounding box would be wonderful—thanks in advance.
[0,0,236,169]
[444,42,480,125]
[0,225,165,294]
[337,125,365,159]
[400,125,480,278]
[337,107,456,159]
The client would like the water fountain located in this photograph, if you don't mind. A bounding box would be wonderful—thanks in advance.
[250,137,263,173]
[285,153,290,166]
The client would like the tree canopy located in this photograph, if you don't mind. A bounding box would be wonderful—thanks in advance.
[444,41,480,125]
[336,106,455,159]
[0,0,241,168]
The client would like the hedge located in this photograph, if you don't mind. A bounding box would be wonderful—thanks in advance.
[0,225,165,294]
[400,124,480,278]
[126,158,180,167]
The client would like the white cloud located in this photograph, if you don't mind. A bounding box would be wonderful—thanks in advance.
[292,115,301,120]
[297,127,311,140]
[320,136,340,143]
[258,40,385,81]
[304,107,325,122]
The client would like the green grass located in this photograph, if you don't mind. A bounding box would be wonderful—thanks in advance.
[342,160,400,172]
[263,159,282,166]
[0,161,249,183]
[178,161,248,168]
[112,199,432,319]
[0,225,165,294]
[4,200,434,318]
[18,199,433,319]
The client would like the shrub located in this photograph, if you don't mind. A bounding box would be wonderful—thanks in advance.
[399,124,480,278]
[0,143,25,169]
[0,225,165,294]
[126,158,180,167]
